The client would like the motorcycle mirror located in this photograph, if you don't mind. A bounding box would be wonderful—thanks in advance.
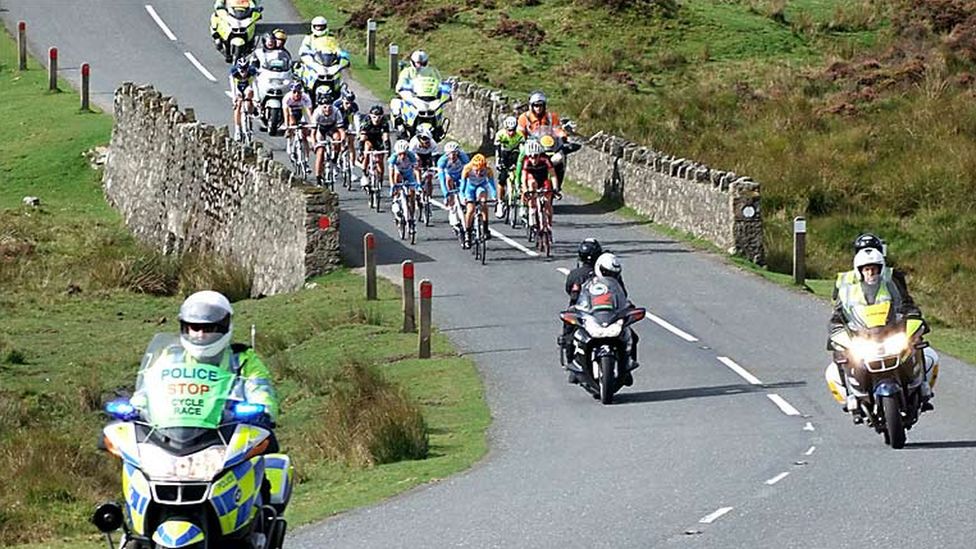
[559,311,577,325]
[91,501,124,533]
[628,308,646,322]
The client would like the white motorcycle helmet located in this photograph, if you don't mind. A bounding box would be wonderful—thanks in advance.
[594,252,622,280]
[310,16,328,38]
[853,247,885,281]
[179,291,234,360]
[410,50,429,68]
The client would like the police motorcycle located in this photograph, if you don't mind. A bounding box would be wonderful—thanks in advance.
[253,54,294,136]
[559,279,645,404]
[298,49,350,104]
[211,1,263,63]
[826,302,935,449]
[92,334,293,548]
[390,68,452,141]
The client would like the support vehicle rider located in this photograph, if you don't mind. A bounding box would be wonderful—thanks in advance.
[494,115,525,219]
[210,0,262,49]
[310,95,346,187]
[826,235,938,415]
[253,31,291,69]
[298,17,348,97]
[460,154,497,249]
[229,58,258,142]
[359,105,391,189]
[560,238,603,367]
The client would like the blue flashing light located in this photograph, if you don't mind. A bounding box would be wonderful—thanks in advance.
[439,83,452,95]
[340,50,350,60]
[105,399,138,421]
[233,402,266,420]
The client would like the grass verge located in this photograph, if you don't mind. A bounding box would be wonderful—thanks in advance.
[0,29,488,548]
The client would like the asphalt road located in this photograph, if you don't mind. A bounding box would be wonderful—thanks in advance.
[4,2,975,547]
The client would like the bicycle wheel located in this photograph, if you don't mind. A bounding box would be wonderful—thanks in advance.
[480,220,488,265]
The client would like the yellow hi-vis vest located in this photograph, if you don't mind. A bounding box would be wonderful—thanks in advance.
[837,267,901,323]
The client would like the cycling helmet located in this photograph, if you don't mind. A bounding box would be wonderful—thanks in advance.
[853,233,885,256]
[444,141,460,154]
[341,88,356,102]
[853,248,885,280]
[524,139,544,156]
[577,238,603,267]
[594,253,622,280]
[316,91,333,106]
[234,57,251,74]
[369,104,384,116]
[394,139,410,154]
[416,124,434,140]
[311,16,329,37]
[503,116,518,131]
[529,91,547,107]
[179,291,233,360]
[411,50,429,68]
[289,81,304,93]
[471,154,487,169]
[273,28,287,45]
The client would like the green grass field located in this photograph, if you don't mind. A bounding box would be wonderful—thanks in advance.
[0,31,488,548]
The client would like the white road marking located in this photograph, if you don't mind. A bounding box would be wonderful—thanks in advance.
[765,472,790,485]
[716,356,763,385]
[647,312,699,342]
[184,51,217,82]
[430,198,539,257]
[803,422,815,431]
[145,5,178,41]
[767,393,801,416]
[698,507,733,524]
[556,267,570,275]
[224,90,234,99]
[804,446,816,456]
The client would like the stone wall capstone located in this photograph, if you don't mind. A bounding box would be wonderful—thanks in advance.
[102,83,340,296]
[442,80,764,263]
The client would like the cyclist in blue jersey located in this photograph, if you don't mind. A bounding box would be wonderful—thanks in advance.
[388,139,421,222]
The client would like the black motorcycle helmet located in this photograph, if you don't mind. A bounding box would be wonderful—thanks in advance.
[853,233,885,255]
[577,238,603,267]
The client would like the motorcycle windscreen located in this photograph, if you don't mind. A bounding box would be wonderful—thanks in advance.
[576,280,622,312]
[412,76,441,100]
[851,302,892,329]
[136,337,234,430]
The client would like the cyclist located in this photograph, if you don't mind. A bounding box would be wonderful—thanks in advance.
[229,58,258,142]
[359,105,390,189]
[437,141,470,237]
[283,82,313,167]
[409,124,440,201]
[493,115,525,218]
[388,139,421,224]
[520,139,558,231]
[461,154,496,249]
[333,88,360,173]
[310,95,346,187]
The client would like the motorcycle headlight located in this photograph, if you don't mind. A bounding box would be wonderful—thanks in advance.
[583,318,623,338]
[848,337,878,362]
[882,332,909,355]
[139,444,227,482]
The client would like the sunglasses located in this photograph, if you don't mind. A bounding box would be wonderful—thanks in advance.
[184,323,220,333]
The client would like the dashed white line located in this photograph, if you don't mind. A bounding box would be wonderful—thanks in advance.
[556,267,570,275]
[765,472,790,485]
[698,507,733,524]
[184,51,217,82]
[767,393,801,416]
[646,312,699,342]
[804,446,816,456]
[145,5,178,41]
[803,422,815,431]
[429,198,539,257]
[716,356,763,385]
[224,90,234,99]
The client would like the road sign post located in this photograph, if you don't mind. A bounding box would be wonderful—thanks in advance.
[365,233,377,300]
[366,19,377,68]
[793,216,806,285]
[388,43,399,90]
[48,47,58,91]
[402,260,416,333]
[418,279,432,358]
[80,63,90,110]
[18,22,27,70]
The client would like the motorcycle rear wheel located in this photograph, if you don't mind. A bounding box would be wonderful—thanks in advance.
[882,395,906,449]
[599,356,615,405]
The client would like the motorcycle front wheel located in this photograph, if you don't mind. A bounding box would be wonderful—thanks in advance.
[882,395,906,449]
[268,109,282,136]
[599,356,615,405]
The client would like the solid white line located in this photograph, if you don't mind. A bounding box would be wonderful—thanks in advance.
[804,446,816,456]
[430,198,539,257]
[556,267,570,275]
[145,5,178,41]
[698,507,733,524]
[767,393,801,416]
[184,51,217,82]
[716,356,763,385]
[646,312,699,342]
[765,472,790,485]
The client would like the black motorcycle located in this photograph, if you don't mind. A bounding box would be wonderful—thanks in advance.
[560,280,645,404]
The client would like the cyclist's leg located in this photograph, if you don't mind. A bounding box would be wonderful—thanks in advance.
[314,128,326,178]
[543,179,554,229]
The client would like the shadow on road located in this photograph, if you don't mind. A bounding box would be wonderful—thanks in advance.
[340,210,436,267]
[903,440,976,450]
[613,381,807,405]
[461,347,533,356]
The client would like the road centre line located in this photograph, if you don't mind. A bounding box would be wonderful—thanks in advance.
[767,393,801,416]
[556,267,570,275]
[716,356,762,385]
[224,90,234,99]
[765,472,790,485]
[646,312,699,342]
[429,198,539,257]
[804,446,816,456]
[145,5,178,41]
[803,422,815,431]
[184,51,217,82]
[698,507,733,524]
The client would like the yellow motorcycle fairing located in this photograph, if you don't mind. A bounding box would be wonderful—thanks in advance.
[121,462,152,536]
[152,520,205,548]
[210,456,265,535]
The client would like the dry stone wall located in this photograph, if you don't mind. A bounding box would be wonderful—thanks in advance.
[102,84,340,296]
[443,81,764,263]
